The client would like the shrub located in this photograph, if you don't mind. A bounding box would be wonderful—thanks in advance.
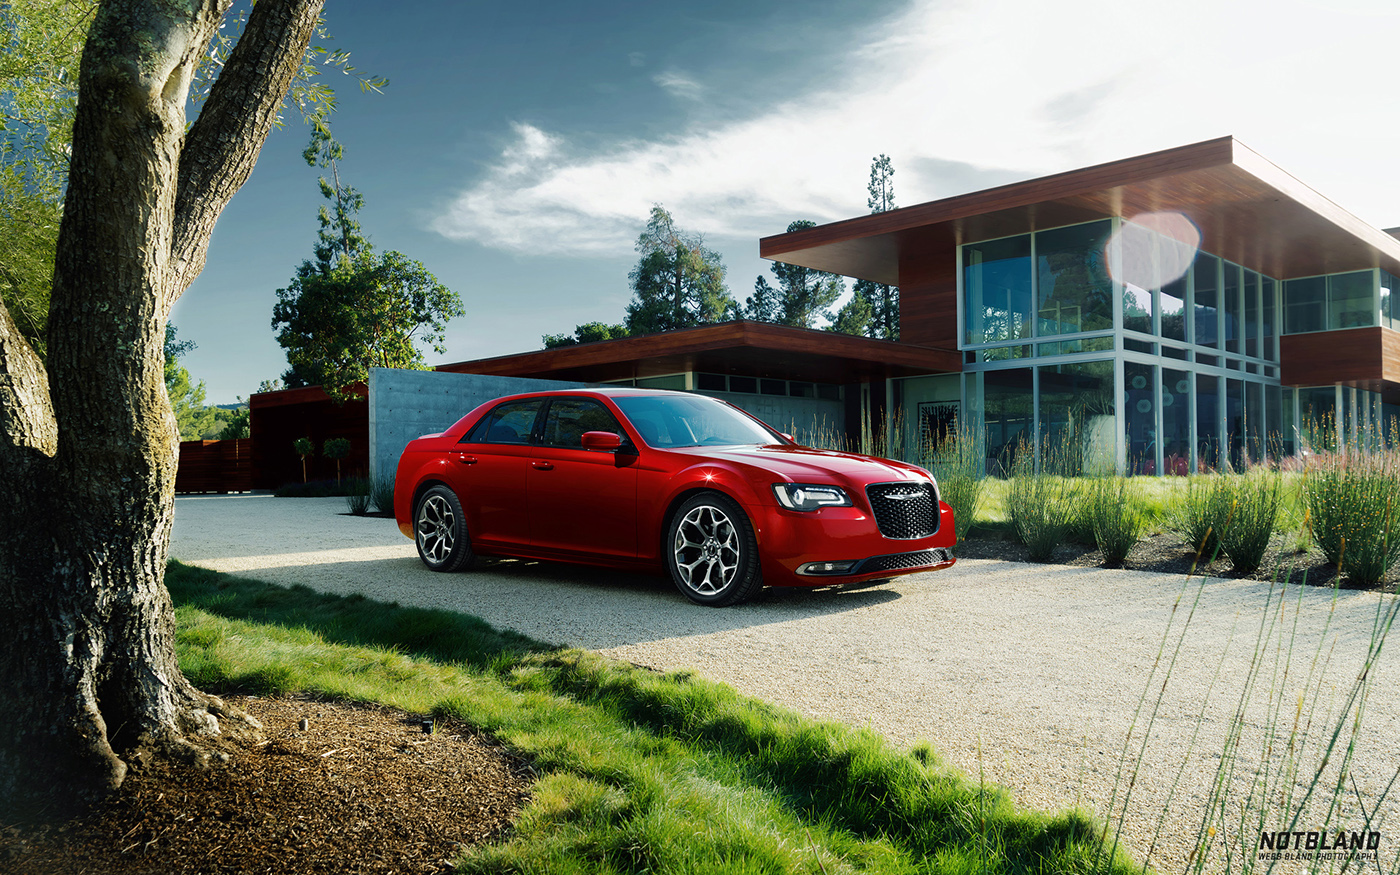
[1172,475,1231,561]
[370,472,396,515]
[1086,477,1146,567]
[345,478,371,516]
[1216,470,1282,574]
[1005,439,1073,562]
[1305,448,1400,585]
[323,437,351,484]
[925,419,984,544]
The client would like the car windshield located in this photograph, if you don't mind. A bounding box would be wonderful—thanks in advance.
[613,394,782,448]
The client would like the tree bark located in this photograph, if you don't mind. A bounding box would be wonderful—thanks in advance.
[0,0,323,820]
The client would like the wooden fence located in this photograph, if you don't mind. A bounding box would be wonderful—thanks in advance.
[175,438,253,493]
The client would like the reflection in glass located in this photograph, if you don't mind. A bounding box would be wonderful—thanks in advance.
[1036,222,1113,336]
[1262,277,1277,361]
[1196,373,1220,470]
[1284,277,1325,333]
[1224,263,1241,354]
[1162,368,1192,475]
[1227,378,1245,470]
[1194,253,1220,348]
[964,235,1032,344]
[981,368,1033,476]
[1039,360,1115,475]
[1162,276,1187,342]
[1124,361,1155,474]
[1245,271,1259,359]
[1329,271,1374,329]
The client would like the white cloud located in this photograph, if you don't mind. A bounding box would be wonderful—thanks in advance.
[434,0,1400,258]
[652,69,704,101]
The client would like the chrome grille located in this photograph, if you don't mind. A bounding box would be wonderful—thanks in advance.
[865,481,939,540]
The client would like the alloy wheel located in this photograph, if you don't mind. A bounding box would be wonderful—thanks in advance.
[672,504,741,595]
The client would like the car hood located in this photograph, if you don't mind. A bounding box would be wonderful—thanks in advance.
[667,444,931,483]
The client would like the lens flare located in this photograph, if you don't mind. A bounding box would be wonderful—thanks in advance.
[1106,211,1201,289]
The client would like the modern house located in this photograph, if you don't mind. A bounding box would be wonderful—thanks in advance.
[245,136,1400,485]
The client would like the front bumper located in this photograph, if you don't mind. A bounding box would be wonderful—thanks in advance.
[756,500,957,587]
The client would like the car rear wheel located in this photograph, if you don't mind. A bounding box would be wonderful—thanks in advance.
[414,485,475,572]
[666,492,762,606]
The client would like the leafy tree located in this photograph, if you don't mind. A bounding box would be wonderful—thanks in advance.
[826,292,874,336]
[163,325,217,441]
[624,206,736,335]
[0,0,94,358]
[216,404,251,440]
[0,0,326,817]
[272,126,463,400]
[851,154,900,339]
[323,436,350,483]
[743,276,782,323]
[543,321,629,349]
[763,220,844,329]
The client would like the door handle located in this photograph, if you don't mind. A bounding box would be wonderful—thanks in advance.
[531,461,554,470]
[451,454,478,465]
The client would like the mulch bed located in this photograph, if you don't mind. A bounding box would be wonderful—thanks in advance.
[0,696,532,875]
[954,529,1392,591]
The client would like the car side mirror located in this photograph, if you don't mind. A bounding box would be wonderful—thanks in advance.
[581,430,623,451]
[779,432,795,443]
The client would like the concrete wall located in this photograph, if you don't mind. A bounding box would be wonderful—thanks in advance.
[368,368,586,483]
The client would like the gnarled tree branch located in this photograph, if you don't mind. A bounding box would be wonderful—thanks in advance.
[170,0,325,298]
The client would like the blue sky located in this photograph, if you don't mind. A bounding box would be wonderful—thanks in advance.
[172,0,1400,404]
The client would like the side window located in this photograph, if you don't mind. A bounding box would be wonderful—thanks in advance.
[539,398,623,449]
[462,399,543,445]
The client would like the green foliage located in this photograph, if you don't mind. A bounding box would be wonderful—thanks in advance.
[742,274,782,322]
[623,205,736,335]
[924,419,984,544]
[293,437,314,483]
[370,473,396,515]
[854,154,899,340]
[824,287,873,336]
[216,406,250,440]
[166,561,1144,875]
[1085,477,1146,567]
[1172,475,1231,561]
[162,324,219,440]
[345,478,371,515]
[755,219,844,328]
[1305,449,1400,585]
[542,321,628,349]
[272,125,464,401]
[323,437,350,460]
[1005,438,1074,562]
[1216,470,1282,574]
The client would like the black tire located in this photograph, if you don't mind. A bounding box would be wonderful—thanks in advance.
[665,491,763,606]
[414,485,475,572]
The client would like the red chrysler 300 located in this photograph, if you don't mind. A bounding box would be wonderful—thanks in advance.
[394,388,955,606]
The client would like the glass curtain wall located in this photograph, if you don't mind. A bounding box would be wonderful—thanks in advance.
[960,219,1288,476]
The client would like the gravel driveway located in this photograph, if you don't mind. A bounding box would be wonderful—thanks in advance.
[172,494,1400,873]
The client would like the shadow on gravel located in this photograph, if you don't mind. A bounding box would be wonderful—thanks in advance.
[172,550,911,651]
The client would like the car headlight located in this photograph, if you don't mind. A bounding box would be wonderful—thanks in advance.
[772,483,853,511]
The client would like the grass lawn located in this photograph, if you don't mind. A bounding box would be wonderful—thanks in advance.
[168,560,1146,875]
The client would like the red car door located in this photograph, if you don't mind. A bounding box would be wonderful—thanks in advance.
[528,397,638,558]
[449,397,543,549]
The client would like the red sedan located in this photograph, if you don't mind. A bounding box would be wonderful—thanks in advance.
[394,388,955,606]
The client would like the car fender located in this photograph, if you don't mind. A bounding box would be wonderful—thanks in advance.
[395,453,455,539]
[640,462,769,562]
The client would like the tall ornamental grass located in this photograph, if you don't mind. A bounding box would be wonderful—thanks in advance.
[1086,477,1147,567]
[1005,436,1074,562]
[1215,470,1283,575]
[1305,448,1400,586]
[1172,475,1232,561]
[925,418,985,544]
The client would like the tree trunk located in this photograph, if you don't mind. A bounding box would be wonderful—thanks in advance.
[0,0,323,820]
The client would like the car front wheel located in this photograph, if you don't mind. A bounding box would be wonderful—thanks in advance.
[414,485,475,572]
[666,492,763,606]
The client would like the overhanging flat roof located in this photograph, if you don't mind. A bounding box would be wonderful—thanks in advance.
[760,136,1400,285]
[437,320,961,384]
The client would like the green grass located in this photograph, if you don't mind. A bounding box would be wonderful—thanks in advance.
[166,561,1145,875]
